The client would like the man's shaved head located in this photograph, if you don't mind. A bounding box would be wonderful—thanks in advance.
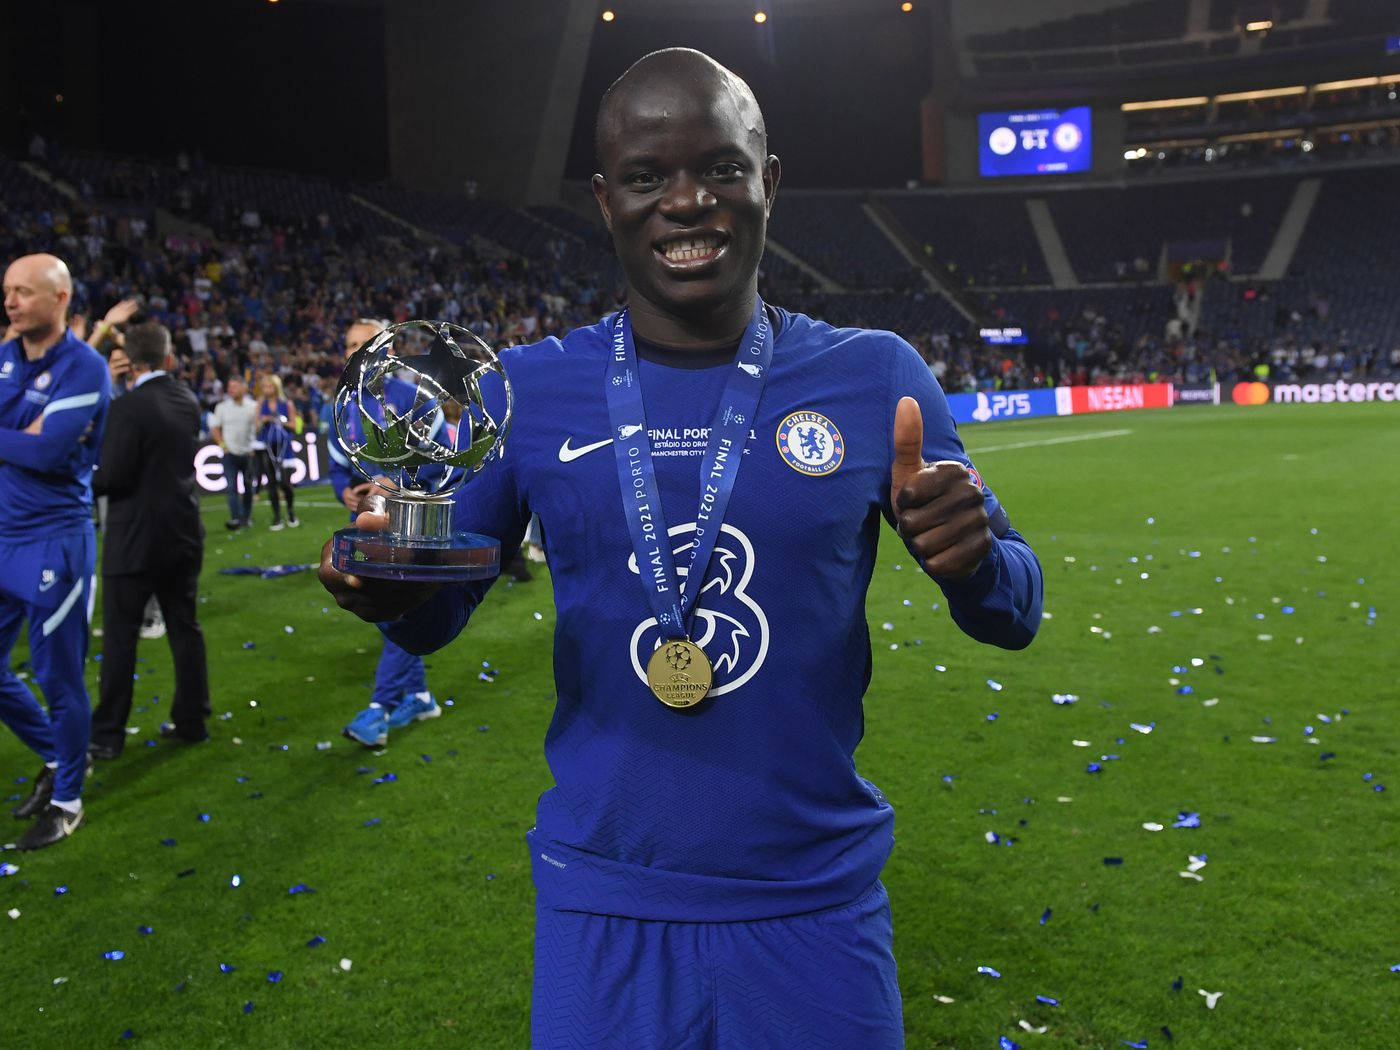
[7,253,73,298]
[595,48,766,170]
[4,252,74,352]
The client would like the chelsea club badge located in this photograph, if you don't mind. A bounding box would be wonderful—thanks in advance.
[776,410,844,477]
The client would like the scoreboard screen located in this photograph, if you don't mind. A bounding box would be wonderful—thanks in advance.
[979,326,1028,345]
[978,106,1092,178]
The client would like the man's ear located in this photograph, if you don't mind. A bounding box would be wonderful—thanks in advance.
[762,155,781,218]
[591,174,614,232]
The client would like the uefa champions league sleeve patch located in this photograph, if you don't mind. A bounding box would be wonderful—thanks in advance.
[776,410,844,476]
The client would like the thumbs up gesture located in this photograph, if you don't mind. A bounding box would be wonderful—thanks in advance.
[890,396,992,580]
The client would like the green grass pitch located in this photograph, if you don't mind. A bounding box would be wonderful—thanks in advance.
[1,402,1395,1048]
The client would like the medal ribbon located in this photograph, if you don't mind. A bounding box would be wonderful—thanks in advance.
[605,298,773,642]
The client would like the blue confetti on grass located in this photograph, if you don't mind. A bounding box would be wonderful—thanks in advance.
[1000,1038,1020,1050]
[1104,857,1124,866]
[1172,812,1201,829]
[198,813,211,823]
[362,818,381,827]
[977,965,1002,977]
[267,970,283,983]
[54,885,68,896]
[1036,995,1060,1006]
[371,773,397,785]
[307,935,326,948]
[1040,908,1052,925]
[288,883,313,895]
[138,925,153,935]
[219,963,236,974]
[103,950,125,960]
[243,1001,254,1014]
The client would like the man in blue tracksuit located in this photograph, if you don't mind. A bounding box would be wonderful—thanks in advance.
[0,253,111,850]
[325,318,440,747]
[320,51,1043,1048]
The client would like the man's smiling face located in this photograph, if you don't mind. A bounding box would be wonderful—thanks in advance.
[593,56,779,340]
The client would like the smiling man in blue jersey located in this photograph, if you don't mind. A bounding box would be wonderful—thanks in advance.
[0,253,111,851]
[321,49,1043,1049]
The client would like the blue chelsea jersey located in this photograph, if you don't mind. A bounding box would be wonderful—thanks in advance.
[0,331,111,537]
[386,308,1043,922]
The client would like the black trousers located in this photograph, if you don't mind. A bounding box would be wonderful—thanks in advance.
[91,558,210,752]
[255,449,295,522]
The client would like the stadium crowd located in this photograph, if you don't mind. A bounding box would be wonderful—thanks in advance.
[4,145,1398,427]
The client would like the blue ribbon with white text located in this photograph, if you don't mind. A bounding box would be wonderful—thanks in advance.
[604,300,773,642]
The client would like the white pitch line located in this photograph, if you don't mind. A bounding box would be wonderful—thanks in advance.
[966,428,1132,454]
[199,499,346,514]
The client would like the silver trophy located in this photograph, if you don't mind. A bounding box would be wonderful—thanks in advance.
[329,320,512,581]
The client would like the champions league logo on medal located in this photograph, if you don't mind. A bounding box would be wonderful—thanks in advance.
[776,410,844,476]
[628,523,770,699]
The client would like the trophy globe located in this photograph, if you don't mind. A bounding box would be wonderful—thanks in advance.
[329,320,512,581]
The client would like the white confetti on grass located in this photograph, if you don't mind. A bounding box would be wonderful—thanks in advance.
[1199,989,1224,1009]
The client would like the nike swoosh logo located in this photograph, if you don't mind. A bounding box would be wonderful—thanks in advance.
[558,437,614,463]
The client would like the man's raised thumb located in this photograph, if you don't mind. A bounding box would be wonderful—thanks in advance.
[891,396,924,493]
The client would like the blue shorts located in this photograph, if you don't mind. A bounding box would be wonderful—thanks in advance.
[531,882,903,1050]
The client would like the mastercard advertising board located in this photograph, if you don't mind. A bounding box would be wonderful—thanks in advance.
[1232,380,1399,405]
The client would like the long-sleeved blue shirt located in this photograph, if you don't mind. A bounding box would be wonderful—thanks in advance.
[383,308,1043,921]
[0,329,111,538]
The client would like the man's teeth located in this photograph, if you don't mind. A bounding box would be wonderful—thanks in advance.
[662,237,721,262]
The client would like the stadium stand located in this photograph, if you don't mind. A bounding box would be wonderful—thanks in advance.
[881,192,1050,287]
[764,194,914,289]
[1046,174,1298,281]
[5,143,1397,407]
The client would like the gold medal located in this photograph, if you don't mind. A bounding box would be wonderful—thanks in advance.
[645,639,713,708]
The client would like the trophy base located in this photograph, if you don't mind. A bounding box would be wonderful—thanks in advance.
[331,528,501,582]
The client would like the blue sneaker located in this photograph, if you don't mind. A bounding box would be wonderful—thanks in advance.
[343,706,389,748]
[385,691,441,731]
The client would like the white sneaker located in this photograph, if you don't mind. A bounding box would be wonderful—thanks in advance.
[526,544,546,563]
[287,516,300,528]
[140,608,166,640]
[269,520,286,532]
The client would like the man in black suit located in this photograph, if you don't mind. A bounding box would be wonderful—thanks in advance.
[89,322,210,757]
